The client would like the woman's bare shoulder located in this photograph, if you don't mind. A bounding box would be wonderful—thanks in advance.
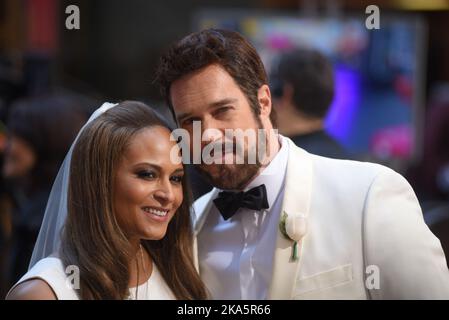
[6,279,57,300]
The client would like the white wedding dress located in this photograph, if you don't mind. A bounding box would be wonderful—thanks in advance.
[7,257,176,300]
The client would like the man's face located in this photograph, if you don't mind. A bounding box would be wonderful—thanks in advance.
[170,64,272,190]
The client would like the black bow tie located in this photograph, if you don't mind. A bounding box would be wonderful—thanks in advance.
[213,184,269,221]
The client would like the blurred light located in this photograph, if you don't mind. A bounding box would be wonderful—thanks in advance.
[395,0,449,11]
[325,66,360,145]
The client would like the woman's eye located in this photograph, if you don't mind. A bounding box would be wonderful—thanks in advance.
[137,171,156,179]
[170,175,183,184]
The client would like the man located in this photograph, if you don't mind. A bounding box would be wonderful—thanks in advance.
[155,29,449,299]
[272,48,350,159]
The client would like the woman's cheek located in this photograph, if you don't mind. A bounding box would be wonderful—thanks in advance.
[175,188,183,210]
[130,180,154,200]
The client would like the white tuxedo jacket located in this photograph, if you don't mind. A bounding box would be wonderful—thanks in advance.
[192,138,449,299]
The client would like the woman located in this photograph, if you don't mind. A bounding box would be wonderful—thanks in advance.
[6,101,208,299]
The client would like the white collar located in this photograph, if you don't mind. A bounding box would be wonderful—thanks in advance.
[241,134,289,209]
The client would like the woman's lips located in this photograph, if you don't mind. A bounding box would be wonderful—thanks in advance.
[141,206,170,222]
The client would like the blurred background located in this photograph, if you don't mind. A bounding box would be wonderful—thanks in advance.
[1,0,449,297]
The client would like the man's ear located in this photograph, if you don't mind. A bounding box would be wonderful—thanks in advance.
[258,84,272,119]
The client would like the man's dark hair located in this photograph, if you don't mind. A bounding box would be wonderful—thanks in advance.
[154,28,276,126]
[276,48,334,119]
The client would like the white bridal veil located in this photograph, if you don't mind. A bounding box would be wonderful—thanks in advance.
[29,102,118,268]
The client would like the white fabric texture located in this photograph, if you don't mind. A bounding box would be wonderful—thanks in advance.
[8,257,176,300]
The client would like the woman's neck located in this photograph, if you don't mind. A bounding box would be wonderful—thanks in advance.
[127,238,153,288]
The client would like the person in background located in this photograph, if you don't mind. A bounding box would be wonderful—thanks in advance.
[2,94,87,289]
[272,48,351,159]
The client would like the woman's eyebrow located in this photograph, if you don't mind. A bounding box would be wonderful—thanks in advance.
[134,163,183,174]
[133,162,160,170]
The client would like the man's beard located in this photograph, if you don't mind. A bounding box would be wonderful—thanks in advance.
[196,156,261,191]
[195,115,265,191]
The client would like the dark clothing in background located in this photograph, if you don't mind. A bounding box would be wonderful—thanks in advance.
[290,130,351,160]
[6,188,49,287]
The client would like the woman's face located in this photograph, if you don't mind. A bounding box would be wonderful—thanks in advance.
[113,126,184,241]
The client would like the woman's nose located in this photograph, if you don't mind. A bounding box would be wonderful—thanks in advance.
[153,185,175,204]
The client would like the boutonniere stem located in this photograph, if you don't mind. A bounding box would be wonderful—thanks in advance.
[279,212,301,262]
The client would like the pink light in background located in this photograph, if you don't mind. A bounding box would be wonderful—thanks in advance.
[26,0,58,53]
[370,124,414,159]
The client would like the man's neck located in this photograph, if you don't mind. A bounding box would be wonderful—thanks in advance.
[242,132,281,189]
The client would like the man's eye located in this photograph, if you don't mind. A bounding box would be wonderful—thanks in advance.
[214,107,230,116]
[181,117,200,126]
[137,171,156,179]
[181,118,192,126]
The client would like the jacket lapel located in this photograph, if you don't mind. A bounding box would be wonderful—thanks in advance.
[268,139,313,299]
[192,188,219,271]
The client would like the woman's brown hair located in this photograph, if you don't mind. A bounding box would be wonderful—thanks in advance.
[60,101,207,299]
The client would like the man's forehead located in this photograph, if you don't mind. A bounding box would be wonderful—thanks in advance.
[172,70,226,97]
[169,64,248,121]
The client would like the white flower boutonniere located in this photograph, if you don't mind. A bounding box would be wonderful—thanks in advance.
[279,211,308,262]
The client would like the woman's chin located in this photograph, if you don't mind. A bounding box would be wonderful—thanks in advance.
[141,228,168,241]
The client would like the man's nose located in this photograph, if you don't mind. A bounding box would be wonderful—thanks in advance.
[201,118,224,147]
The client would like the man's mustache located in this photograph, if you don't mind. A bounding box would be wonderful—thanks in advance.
[207,141,243,153]
[200,139,245,163]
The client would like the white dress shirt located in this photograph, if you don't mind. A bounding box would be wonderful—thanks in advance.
[198,135,289,299]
